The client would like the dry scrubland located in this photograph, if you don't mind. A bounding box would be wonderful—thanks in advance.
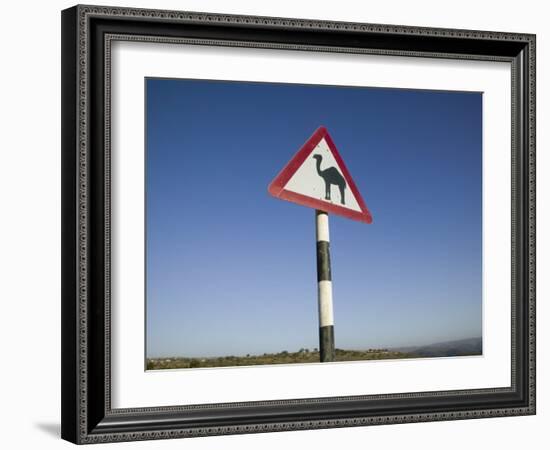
[146,348,417,370]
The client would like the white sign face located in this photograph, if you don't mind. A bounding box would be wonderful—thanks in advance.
[268,127,372,223]
[285,137,362,212]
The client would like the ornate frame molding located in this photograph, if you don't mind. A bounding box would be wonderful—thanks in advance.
[61,5,535,444]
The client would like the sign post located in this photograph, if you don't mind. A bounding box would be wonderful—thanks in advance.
[268,126,372,362]
[316,210,334,362]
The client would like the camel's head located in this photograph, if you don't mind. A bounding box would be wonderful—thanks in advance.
[312,154,322,162]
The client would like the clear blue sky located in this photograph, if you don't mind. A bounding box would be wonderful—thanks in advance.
[145,78,482,358]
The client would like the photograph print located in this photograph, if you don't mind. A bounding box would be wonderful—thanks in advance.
[145,78,482,370]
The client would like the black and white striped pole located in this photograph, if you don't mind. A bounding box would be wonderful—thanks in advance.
[316,210,335,362]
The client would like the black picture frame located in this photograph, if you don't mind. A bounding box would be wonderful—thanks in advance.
[61,4,536,444]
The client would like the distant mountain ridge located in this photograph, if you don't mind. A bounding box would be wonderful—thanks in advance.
[393,337,482,357]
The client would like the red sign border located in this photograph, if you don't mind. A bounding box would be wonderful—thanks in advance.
[268,127,373,224]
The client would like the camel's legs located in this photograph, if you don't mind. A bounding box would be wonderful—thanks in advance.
[339,184,345,205]
[325,181,331,201]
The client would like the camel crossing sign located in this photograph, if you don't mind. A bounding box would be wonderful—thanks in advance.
[268,126,372,362]
[268,126,373,223]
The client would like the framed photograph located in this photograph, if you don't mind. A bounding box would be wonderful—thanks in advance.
[61,4,536,444]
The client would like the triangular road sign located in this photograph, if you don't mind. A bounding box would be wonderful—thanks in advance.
[268,126,373,223]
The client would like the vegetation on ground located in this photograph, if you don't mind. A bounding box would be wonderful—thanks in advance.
[146,348,419,370]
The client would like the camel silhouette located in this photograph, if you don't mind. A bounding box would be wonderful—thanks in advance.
[312,154,346,205]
